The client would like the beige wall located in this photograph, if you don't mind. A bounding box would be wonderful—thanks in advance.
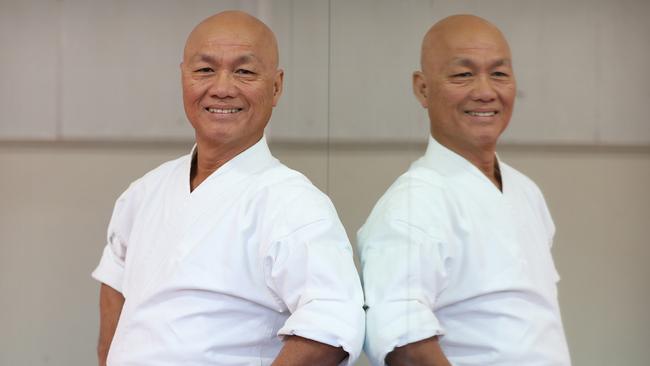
[1,141,648,365]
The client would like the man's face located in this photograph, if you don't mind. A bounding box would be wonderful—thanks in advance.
[414,27,515,155]
[181,24,282,149]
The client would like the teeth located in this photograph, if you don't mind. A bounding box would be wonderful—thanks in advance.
[466,111,496,117]
[207,108,240,114]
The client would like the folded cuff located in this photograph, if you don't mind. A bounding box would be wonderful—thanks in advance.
[278,300,365,366]
[91,244,125,293]
[365,300,443,366]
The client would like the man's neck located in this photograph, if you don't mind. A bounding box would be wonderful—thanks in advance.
[463,149,502,191]
[435,137,502,191]
[190,152,228,192]
[189,136,261,192]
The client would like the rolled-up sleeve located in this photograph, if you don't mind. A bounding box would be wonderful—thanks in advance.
[92,241,126,292]
[359,215,448,366]
[265,216,365,365]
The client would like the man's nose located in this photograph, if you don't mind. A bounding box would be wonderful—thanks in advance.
[208,71,238,98]
[470,75,497,102]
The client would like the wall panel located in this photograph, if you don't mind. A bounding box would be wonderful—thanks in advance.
[0,0,59,139]
[265,0,330,141]
[60,0,257,140]
[329,0,432,143]
[596,0,650,145]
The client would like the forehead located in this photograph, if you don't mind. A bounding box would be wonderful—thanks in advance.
[441,31,510,60]
[422,22,510,67]
[185,27,270,61]
[191,38,254,55]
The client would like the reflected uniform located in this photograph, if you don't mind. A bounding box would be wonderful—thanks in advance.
[92,137,364,366]
[358,136,571,366]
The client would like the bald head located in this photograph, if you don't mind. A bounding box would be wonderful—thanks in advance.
[412,14,516,163]
[420,15,510,73]
[180,10,285,157]
[183,10,279,69]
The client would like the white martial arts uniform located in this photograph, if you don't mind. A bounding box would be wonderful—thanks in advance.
[358,136,571,366]
[92,137,364,366]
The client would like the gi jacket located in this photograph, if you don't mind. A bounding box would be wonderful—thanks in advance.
[358,136,571,366]
[93,137,364,365]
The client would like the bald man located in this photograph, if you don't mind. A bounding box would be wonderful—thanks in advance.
[358,15,571,366]
[92,11,364,366]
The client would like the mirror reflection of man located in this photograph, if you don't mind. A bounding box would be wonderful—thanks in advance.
[93,11,364,366]
[359,15,571,366]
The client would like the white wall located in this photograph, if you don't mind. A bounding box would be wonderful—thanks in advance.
[1,142,649,365]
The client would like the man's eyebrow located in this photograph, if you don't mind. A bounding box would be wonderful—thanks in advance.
[492,59,512,67]
[236,53,261,65]
[189,53,260,65]
[449,58,512,68]
[196,53,216,64]
[449,58,474,67]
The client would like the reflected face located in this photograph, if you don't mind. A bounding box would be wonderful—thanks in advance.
[414,22,516,155]
[181,20,282,149]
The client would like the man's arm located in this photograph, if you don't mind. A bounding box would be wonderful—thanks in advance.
[97,283,125,366]
[271,335,347,366]
[385,336,451,366]
[263,207,365,365]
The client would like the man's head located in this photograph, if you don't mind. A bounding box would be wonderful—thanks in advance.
[413,15,515,157]
[181,11,283,150]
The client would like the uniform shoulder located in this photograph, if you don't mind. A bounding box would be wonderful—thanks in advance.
[500,161,545,198]
[247,162,338,232]
[113,153,189,208]
[376,164,448,214]
[134,154,189,187]
[253,162,326,198]
[359,164,452,243]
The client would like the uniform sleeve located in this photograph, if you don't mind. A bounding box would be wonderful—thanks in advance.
[536,188,556,247]
[91,182,141,293]
[358,202,449,366]
[263,206,365,365]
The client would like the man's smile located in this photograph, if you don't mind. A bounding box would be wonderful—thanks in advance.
[205,107,243,114]
[464,110,498,117]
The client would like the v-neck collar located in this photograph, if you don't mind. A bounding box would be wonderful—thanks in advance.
[420,136,506,195]
[182,136,277,197]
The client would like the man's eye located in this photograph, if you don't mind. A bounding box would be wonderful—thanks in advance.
[235,69,254,75]
[195,67,213,73]
[452,72,472,78]
[493,71,509,77]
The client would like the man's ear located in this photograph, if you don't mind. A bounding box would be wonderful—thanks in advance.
[412,71,428,108]
[179,62,189,78]
[272,69,284,106]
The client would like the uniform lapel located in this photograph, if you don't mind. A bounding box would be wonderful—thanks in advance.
[132,137,277,303]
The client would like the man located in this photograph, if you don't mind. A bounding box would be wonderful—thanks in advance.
[92,11,364,366]
[358,15,571,366]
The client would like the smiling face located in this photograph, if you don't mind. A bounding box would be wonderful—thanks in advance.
[413,15,516,158]
[181,11,283,151]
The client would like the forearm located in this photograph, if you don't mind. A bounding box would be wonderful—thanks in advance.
[271,335,348,366]
[385,336,451,366]
[98,283,125,366]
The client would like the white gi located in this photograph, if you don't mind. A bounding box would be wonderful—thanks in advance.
[92,137,364,366]
[358,136,571,366]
